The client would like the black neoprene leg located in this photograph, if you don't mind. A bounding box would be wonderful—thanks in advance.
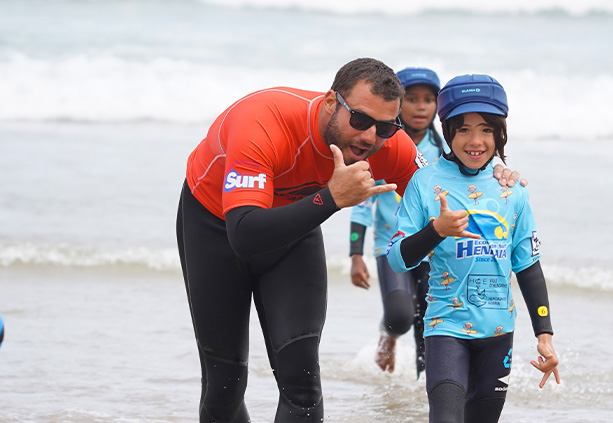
[425,336,470,423]
[464,333,513,423]
[252,228,327,422]
[425,334,514,423]
[376,255,414,336]
[429,382,466,423]
[411,262,430,377]
[177,182,251,423]
[464,398,505,423]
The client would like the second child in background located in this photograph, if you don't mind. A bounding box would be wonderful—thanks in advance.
[349,67,448,377]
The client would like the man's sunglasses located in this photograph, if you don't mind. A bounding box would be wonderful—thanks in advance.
[336,92,402,139]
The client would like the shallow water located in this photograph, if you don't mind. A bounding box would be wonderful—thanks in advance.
[1,1,612,421]
[1,265,611,422]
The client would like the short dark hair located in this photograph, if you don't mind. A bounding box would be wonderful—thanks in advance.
[331,58,404,103]
[442,112,508,164]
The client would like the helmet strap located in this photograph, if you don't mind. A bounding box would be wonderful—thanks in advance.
[443,151,494,176]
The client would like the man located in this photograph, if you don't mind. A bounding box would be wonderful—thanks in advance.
[176,58,520,422]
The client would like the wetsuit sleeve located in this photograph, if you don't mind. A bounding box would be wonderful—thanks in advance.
[396,221,445,268]
[225,187,339,258]
[349,222,367,256]
[349,196,375,256]
[515,261,554,336]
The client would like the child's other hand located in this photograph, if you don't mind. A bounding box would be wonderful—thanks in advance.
[531,333,561,389]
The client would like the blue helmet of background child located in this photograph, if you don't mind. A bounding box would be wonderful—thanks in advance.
[437,74,508,120]
[396,67,440,91]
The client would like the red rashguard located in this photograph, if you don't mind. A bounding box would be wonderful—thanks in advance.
[185,87,422,256]
[186,86,421,218]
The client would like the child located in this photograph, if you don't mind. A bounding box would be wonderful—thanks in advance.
[387,74,560,422]
[349,67,445,377]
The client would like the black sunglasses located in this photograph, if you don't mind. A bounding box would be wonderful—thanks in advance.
[336,92,402,139]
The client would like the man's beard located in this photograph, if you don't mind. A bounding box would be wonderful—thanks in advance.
[323,110,342,147]
[323,110,358,165]
[323,109,386,165]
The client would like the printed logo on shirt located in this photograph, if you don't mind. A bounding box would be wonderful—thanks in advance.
[465,210,510,240]
[466,274,509,308]
[274,182,328,202]
[224,169,267,192]
[456,210,510,260]
[386,230,405,255]
[415,151,428,169]
[531,231,541,257]
[456,240,508,260]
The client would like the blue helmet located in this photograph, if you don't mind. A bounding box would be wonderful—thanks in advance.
[437,74,508,120]
[396,67,440,92]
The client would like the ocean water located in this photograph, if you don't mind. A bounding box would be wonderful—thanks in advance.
[1,1,612,422]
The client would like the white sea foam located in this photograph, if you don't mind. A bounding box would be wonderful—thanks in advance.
[2,242,611,292]
[199,0,613,16]
[0,242,181,272]
[1,53,612,140]
[0,53,317,124]
[2,1,612,139]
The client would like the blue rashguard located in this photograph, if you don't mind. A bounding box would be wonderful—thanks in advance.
[350,186,402,257]
[387,158,541,340]
[350,129,445,257]
[414,129,449,165]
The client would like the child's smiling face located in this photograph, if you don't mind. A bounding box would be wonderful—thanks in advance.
[450,112,496,170]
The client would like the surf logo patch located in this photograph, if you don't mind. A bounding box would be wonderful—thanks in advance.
[224,169,267,192]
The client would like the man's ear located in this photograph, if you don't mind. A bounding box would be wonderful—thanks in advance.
[322,90,338,115]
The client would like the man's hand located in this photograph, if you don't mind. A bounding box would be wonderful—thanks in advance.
[432,194,480,239]
[328,144,396,209]
[350,255,370,289]
[493,164,528,188]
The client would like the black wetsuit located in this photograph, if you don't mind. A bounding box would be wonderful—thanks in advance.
[177,181,338,422]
